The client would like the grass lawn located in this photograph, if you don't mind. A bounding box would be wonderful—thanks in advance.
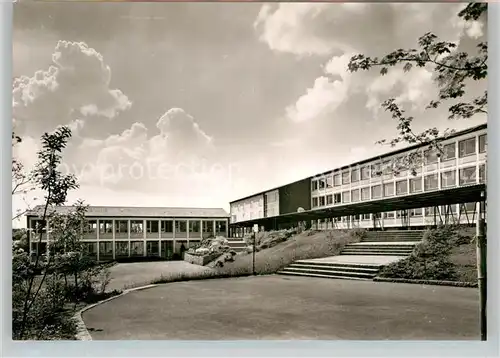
[450,241,478,283]
[215,229,362,275]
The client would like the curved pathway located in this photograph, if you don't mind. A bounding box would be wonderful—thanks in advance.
[83,275,479,340]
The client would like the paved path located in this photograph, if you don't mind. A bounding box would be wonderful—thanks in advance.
[106,261,213,291]
[84,275,479,340]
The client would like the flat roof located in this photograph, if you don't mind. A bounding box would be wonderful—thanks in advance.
[230,184,486,227]
[26,205,230,219]
[229,123,487,205]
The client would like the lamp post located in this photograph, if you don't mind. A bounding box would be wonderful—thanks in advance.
[252,224,258,276]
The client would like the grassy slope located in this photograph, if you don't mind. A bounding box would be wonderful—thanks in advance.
[450,241,477,283]
[216,230,361,275]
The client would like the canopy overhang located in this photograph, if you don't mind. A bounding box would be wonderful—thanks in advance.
[230,184,486,228]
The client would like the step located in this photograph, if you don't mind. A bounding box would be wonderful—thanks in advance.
[277,271,371,281]
[295,260,382,270]
[227,242,246,247]
[362,239,421,242]
[364,236,422,239]
[345,245,416,249]
[343,246,413,251]
[364,234,423,237]
[289,263,380,274]
[281,267,376,279]
[341,252,408,256]
[343,248,413,251]
[342,248,413,252]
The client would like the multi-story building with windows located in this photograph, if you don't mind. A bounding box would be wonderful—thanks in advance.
[230,123,487,233]
[26,206,229,261]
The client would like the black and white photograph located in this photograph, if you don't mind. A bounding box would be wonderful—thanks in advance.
[10,1,488,342]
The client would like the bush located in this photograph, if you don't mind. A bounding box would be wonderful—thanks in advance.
[380,256,457,281]
[379,225,471,282]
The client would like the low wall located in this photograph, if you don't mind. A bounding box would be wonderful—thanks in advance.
[184,252,220,266]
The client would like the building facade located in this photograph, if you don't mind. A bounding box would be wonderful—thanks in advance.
[26,206,229,261]
[230,178,312,236]
[230,124,487,233]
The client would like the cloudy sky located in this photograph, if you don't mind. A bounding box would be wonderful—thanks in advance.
[12,2,487,227]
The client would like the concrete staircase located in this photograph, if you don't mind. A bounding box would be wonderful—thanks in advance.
[362,230,425,242]
[278,260,381,280]
[226,238,247,252]
[341,242,416,256]
[278,230,424,281]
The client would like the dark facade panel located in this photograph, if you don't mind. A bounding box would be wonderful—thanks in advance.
[279,178,311,215]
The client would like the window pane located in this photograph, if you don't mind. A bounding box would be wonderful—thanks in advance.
[130,241,144,257]
[383,183,394,197]
[360,166,370,180]
[202,220,214,233]
[459,166,476,185]
[440,170,456,188]
[371,185,382,199]
[99,220,113,234]
[361,187,370,200]
[100,241,115,257]
[459,138,476,157]
[216,221,227,233]
[334,173,341,186]
[442,143,456,160]
[319,179,326,189]
[351,168,360,182]
[326,194,333,205]
[383,211,395,219]
[382,161,392,175]
[371,163,381,177]
[479,164,486,183]
[424,149,438,164]
[147,220,159,233]
[342,171,350,185]
[334,193,341,204]
[396,180,408,195]
[130,220,143,234]
[351,189,360,202]
[319,196,326,206]
[189,220,200,233]
[412,208,423,216]
[115,220,128,234]
[312,197,318,207]
[326,175,333,188]
[409,177,422,193]
[161,220,173,233]
[424,174,438,191]
[479,134,487,153]
[342,191,350,203]
[175,220,187,233]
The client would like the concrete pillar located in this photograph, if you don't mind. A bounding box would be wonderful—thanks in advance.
[96,219,100,261]
[112,219,116,260]
[173,219,176,254]
[127,219,131,257]
[143,219,147,257]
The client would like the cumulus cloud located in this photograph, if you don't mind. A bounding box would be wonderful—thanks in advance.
[256,3,483,123]
[255,3,480,57]
[286,53,354,122]
[12,40,131,136]
[68,108,217,189]
[365,66,437,117]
